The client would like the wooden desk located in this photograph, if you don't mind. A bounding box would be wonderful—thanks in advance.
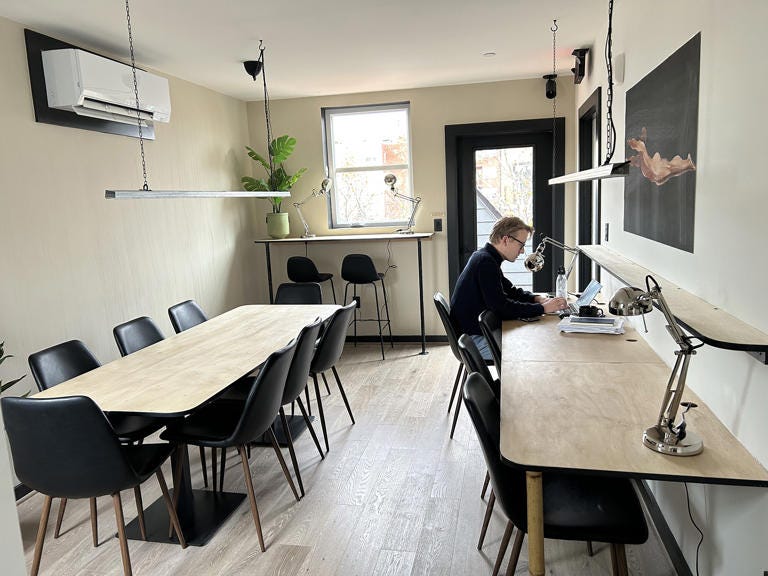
[255,233,434,354]
[34,304,338,545]
[501,315,768,575]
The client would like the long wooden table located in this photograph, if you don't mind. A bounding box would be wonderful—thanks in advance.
[501,314,768,575]
[34,304,339,545]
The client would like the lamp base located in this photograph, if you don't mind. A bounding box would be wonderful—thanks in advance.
[643,425,703,456]
[301,233,316,238]
[396,228,414,235]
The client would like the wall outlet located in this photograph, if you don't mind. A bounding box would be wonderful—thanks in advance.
[604,222,610,242]
[433,218,443,232]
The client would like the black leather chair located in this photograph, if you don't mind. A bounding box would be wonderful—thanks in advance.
[161,340,300,552]
[168,299,208,333]
[310,301,356,452]
[1,395,186,576]
[478,309,502,368]
[275,282,323,304]
[462,372,649,576]
[28,340,165,544]
[458,334,499,398]
[433,293,467,438]
[113,316,212,489]
[341,254,393,360]
[287,256,337,303]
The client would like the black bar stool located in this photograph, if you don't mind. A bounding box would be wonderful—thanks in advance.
[341,254,393,360]
[287,256,337,303]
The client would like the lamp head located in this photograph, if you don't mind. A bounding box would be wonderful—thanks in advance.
[384,173,397,192]
[524,252,544,272]
[319,178,332,195]
[243,60,263,81]
[609,286,654,316]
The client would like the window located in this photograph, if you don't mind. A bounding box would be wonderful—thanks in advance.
[323,103,413,228]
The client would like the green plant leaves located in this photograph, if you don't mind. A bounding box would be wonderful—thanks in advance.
[269,135,297,164]
[243,135,306,213]
[0,341,26,395]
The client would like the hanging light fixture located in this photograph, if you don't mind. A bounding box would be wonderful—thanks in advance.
[548,0,630,185]
[105,0,288,200]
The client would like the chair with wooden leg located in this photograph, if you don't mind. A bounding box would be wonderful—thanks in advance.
[309,301,357,453]
[160,340,300,552]
[1,395,186,576]
[461,371,649,576]
[28,340,166,546]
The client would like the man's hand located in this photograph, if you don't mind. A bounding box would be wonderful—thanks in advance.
[541,297,568,313]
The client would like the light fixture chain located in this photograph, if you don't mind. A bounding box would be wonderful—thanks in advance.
[259,41,274,176]
[604,0,616,165]
[551,19,557,180]
[124,0,149,190]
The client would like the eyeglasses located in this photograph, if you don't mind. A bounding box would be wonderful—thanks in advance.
[506,235,527,251]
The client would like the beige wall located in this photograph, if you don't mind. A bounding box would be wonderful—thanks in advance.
[246,80,575,335]
[574,1,768,573]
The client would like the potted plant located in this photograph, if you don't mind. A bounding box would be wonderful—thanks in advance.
[0,341,26,396]
[242,135,307,239]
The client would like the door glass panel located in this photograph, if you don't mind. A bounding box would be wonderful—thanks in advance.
[475,147,534,290]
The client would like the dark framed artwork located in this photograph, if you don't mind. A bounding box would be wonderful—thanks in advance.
[624,33,700,253]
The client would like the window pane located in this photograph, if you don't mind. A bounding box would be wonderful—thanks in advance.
[331,109,409,168]
[325,103,413,228]
[334,169,411,226]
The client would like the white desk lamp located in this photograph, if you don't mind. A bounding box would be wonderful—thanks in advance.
[293,178,331,238]
[384,174,421,234]
[610,276,703,456]
[524,235,581,279]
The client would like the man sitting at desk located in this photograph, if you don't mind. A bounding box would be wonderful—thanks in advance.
[450,216,567,360]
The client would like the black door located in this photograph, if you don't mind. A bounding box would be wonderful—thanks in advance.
[446,118,565,293]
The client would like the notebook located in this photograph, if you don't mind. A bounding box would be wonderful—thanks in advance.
[559,279,602,317]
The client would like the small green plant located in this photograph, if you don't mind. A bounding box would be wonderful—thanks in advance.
[0,341,26,395]
[242,135,307,213]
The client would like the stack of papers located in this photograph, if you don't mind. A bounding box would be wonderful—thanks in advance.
[558,315,625,335]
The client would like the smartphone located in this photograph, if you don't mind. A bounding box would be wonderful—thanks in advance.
[520,317,541,323]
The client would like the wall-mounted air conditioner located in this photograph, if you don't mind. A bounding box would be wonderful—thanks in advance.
[41,48,171,127]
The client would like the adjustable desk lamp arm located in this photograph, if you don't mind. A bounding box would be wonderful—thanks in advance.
[527,236,581,279]
[384,174,421,234]
[293,179,331,238]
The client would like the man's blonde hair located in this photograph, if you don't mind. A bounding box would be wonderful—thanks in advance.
[489,216,533,244]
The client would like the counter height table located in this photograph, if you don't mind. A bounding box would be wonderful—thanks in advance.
[501,314,768,575]
[34,304,339,545]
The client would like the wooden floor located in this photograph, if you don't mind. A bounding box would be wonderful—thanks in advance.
[15,343,676,576]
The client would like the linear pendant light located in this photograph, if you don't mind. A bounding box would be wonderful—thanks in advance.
[105,0,285,200]
[548,0,629,186]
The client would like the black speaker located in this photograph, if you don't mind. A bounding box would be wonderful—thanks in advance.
[543,74,557,99]
[571,48,588,84]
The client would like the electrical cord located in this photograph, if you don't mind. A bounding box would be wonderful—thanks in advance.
[684,482,704,576]
[382,240,397,277]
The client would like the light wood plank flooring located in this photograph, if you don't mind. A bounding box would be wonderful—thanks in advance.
[14,343,676,575]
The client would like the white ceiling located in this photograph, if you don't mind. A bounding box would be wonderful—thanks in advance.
[0,0,605,102]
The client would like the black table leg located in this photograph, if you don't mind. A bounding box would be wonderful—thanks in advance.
[265,243,274,304]
[124,446,244,546]
[418,238,427,355]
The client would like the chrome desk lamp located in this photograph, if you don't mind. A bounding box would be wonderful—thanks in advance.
[293,178,331,238]
[384,174,421,234]
[610,275,704,456]
[524,235,581,279]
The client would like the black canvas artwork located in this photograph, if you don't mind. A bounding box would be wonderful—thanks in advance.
[624,33,700,253]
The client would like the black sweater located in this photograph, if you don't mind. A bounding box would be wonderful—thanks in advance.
[450,243,544,335]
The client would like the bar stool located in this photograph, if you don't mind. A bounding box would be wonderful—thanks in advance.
[287,256,337,303]
[341,253,393,360]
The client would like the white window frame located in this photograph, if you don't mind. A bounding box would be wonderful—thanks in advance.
[322,102,413,229]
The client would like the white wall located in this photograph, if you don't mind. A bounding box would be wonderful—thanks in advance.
[575,1,768,573]
[0,15,259,567]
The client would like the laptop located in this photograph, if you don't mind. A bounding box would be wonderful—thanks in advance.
[558,279,602,317]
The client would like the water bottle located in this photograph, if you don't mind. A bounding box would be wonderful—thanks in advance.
[555,266,567,301]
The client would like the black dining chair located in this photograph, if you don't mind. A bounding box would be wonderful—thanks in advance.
[160,340,300,552]
[433,293,467,430]
[478,309,502,368]
[310,301,357,452]
[341,253,393,360]
[287,256,337,303]
[1,395,186,576]
[462,371,649,576]
[167,299,208,333]
[28,339,165,545]
[113,315,213,489]
[275,282,323,305]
